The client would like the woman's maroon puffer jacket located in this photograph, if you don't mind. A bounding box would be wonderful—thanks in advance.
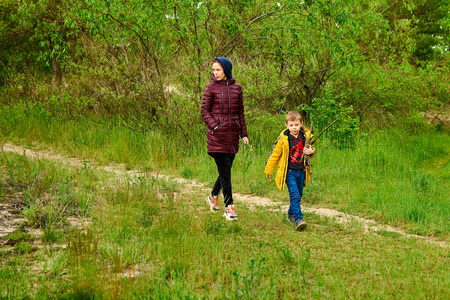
[201,76,248,154]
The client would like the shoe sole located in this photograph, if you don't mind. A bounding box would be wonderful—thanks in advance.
[224,212,237,221]
[206,196,220,212]
[296,222,307,231]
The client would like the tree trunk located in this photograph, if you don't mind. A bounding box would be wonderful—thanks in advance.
[51,56,62,87]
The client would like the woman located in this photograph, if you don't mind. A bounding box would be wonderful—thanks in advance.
[201,57,249,220]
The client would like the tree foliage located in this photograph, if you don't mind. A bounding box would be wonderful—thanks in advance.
[0,0,37,86]
[0,0,449,135]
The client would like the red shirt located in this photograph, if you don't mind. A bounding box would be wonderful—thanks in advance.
[287,130,306,170]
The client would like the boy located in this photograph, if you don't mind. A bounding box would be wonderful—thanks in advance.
[264,111,315,231]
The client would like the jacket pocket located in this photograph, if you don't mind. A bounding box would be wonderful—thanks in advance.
[235,119,241,128]
[212,121,224,134]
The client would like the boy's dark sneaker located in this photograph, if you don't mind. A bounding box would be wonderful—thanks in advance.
[224,204,238,220]
[287,214,295,224]
[206,195,220,211]
[295,219,307,231]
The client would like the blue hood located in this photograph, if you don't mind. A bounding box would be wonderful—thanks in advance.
[214,57,233,80]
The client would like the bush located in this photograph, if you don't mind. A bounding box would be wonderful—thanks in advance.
[328,61,450,128]
[301,93,359,148]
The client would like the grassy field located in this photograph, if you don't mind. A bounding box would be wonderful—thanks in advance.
[0,149,449,299]
[0,105,449,298]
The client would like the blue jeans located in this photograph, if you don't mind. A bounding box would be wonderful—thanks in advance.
[286,169,306,221]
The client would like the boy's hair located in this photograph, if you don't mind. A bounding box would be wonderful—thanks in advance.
[286,111,302,123]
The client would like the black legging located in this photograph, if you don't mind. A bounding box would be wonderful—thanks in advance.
[209,153,236,207]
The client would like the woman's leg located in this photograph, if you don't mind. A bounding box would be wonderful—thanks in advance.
[211,176,222,196]
[210,153,235,206]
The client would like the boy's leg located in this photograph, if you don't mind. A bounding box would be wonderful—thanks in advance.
[286,169,305,221]
[296,169,306,219]
[211,153,235,206]
[287,198,294,224]
[287,202,293,216]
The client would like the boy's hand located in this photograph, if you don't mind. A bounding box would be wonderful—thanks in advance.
[303,146,315,155]
[266,174,271,178]
[242,137,249,144]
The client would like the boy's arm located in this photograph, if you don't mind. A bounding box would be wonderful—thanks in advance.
[264,138,283,176]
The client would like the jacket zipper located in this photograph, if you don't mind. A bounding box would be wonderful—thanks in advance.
[227,80,232,152]
[221,92,224,116]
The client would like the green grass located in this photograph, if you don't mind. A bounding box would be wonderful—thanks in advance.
[0,151,449,298]
[0,104,449,237]
[304,130,450,236]
[0,102,449,297]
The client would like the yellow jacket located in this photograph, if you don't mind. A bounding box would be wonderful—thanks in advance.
[264,127,315,191]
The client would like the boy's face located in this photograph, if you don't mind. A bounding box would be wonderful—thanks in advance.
[286,119,302,136]
[212,62,226,81]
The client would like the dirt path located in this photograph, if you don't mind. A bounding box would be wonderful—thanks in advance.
[1,142,447,248]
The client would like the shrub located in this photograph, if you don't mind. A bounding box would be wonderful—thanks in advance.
[301,93,359,148]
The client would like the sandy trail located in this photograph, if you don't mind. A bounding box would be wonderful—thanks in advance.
[1,142,447,248]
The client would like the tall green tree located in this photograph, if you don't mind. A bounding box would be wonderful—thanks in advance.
[380,0,450,63]
[0,0,36,87]
[70,0,277,96]
[236,0,389,111]
[161,0,278,96]
[412,0,450,61]
[11,0,78,87]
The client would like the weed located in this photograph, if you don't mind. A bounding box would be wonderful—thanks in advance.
[277,245,297,266]
[74,187,94,218]
[14,241,33,254]
[204,214,226,235]
[405,208,426,223]
[42,226,62,243]
[67,228,99,271]
[140,204,160,228]
[2,231,33,242]
[297,247,311,285]
[232,257,275,299]
[242,143,255,175]
[181,165,195,179]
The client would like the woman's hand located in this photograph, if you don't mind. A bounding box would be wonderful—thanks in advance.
[242,137,249,145]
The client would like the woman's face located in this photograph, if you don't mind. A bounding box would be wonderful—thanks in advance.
[212,62,226,81]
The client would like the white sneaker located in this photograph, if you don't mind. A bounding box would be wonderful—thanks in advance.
[206,195,220,211]
[224,204,238,220]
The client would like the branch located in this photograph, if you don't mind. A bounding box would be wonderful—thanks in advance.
[380,0,399,15]
[215,8,281,55]
[310,118,339,145]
